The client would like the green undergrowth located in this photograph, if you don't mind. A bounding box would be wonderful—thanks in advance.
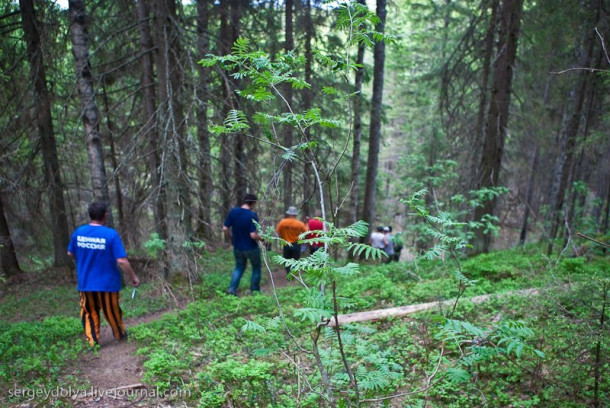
[0,285,77,322]
[0,315,86,405]
[120,282,174,318]
[0,278,174,405]
[127,246,609,406]
[1,245,608,406]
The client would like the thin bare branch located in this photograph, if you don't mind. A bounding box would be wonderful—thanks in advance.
[577,232,610,248]
[550,67,610,75]
[595,27,610,64]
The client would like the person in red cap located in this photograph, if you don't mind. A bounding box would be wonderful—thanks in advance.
[276,206,307,273]
[306,209,324,254]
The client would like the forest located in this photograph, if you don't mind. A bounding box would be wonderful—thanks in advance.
[1,0,609,406]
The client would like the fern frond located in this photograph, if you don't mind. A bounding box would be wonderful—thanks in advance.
[346,243,386,260]
[223,110,250,133]
[342,220,369,238]
[332,263,360,277]
[453,270,477,287]
[293,307,333,324]
[198,55,219,67]
[241,320,266,334]
[358,369,391,391]
[231,37,250,57]
[423,243,447,260]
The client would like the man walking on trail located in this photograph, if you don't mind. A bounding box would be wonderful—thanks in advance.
[276,206,308,273]
[67,202,140,348]
[223,193,263,296]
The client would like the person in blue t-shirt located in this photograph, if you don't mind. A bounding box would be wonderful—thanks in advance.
[67,202,140,347]
[223,193,263,296]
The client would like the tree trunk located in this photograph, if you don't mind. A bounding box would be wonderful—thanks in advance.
[196,0,213,239]
[20,0,71,267]
[302,0,314,217]
[329,288,539,327]
[230,0,247,204]
[547,0,600,255]
[472,0,524,253]
[266,1,280,57]
[136,0,166,240]
[519,145,539,245]
[69,0,114,226]
[473,0,499,191]
[425,0,452,210]
[0,196,22,277]
[564,48,603,248]
[218,0,234,218]
[350,0,366,225]
[101,84,127,245]
[283,0,294,209]
[155,0,190,275]
[361,0,387,240]
[603,175,610,236]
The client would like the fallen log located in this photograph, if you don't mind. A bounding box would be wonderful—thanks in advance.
[328,288,539,327]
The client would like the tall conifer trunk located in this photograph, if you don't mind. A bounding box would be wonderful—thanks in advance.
[155,0,191,275]
[361,0,387,240]
[600,175,610,235]
[196,0,213,238]
[136,0,167,240]
[473,0,523,253]
[519,146,539,244]
[0,197,22,277]
[101,84,126,244]
[547,0,601,255]
[473,0,499,190]
[218,0,234,218]
[230,0,246,204]
[68,0,113,226]
[350,0,366,225]
[302,0,314,216]
[283,0,294,209]
[20,0,71,267]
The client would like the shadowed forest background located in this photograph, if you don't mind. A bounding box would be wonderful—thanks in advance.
[1,0,610,407]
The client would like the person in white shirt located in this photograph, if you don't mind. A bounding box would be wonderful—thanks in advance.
[369,226,386,250]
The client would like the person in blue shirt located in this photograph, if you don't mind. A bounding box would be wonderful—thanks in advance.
[223,193,263,296]
[67,202,140,347]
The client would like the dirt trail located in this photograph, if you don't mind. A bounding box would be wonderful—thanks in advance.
[71,312,168,408]
[71,268,292,407]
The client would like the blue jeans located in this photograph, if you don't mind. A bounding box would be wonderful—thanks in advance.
[228,248,261,294]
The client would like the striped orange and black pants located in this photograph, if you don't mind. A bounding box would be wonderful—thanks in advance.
[79,291,126,347]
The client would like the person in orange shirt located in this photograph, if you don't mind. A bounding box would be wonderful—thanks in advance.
[276,206,308,274]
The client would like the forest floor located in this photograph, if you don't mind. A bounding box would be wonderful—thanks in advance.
[2,245,609,407]
[2,265,296,408]
[73,268,294,408]
[71,269,294,407]
[7,268,540,407]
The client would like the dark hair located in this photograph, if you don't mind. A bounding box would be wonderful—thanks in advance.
[244,193,258,206]
[88,202,107,221]
[377,226,384,232]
